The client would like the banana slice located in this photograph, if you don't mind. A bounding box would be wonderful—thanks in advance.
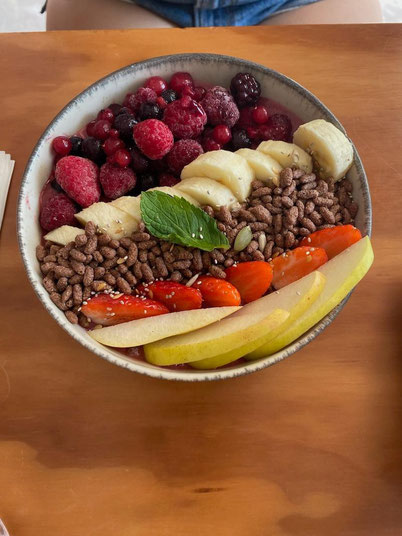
[181,150,254,202]
[44,225,85,246]
[257,140,313,174]
[147,186,200,206]
[235,148,282,185]
[75,202,139,239]
[175,177,239,210]
[110,196,142,221]
[293,119,353,181]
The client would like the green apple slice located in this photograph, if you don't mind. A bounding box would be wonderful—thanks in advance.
[257,140,313,174]
[145,308,289,367]
[75,202,139,239]
[180,150,254,202]
[191,270,325,369]
[235,148,282,185]
[247,236,374,359]
[89,306,240,348]
[175,177,239,210]
[44,225,85,245]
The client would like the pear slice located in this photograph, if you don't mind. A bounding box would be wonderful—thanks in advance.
[89,306,240,348]
[247,236,373,358]
[44,225,85,246]
[75,202,139,239]
[175,177,239,210]
[145,308,289,367]
[257,140,313,174]
[191,270,325,369]
[235,148,282,185]
[181,150,254,202]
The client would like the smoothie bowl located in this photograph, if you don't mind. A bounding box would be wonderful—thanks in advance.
[17,53,373,381]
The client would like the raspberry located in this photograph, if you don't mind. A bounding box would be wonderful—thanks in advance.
[40,191,78,231]
[212,125,232,145]
[158,173,179,187]
[99,163,136,199]
[169,72,194,95]
[145,76,168,95]
[193,86,206,101]
[231,129,251,150]
[167,139,204,174]
[230,73,261,108]
[123,87,157,114]
[133,119,174,160]
[201,86,239,127]
[55,156,101,207]
[163,97,207,139]
[52,136,72,156]
[260,114,291,141]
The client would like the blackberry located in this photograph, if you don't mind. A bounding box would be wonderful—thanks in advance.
[138,173,157,192]
[130,147,150,173]
[81,136,104,163]
[231,129,251,150]
[113,113,137,140]
[230,73,261,108]
[161,89,177,103]
[139,102,162,120]
[69,135,83,156]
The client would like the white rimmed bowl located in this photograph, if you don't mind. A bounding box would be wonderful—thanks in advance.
[17,53,372,381]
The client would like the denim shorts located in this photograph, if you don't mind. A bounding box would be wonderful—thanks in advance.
[126,0,321,27]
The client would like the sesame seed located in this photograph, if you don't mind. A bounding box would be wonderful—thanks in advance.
[106,307,112,311]
[296,291,301,296]
[200,234,204,239]
[307,237,312,243]
[191,233,195,238]
[82,301,87,305]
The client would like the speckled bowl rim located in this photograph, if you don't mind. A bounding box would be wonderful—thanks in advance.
[17,53,372,382]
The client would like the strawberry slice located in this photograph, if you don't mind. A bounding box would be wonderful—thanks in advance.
[194,276,241,307]
[81,293,169,326]
[225,261,273,304]
[137,281,202,312]
[270,247,328,289]
[299,225,362,260]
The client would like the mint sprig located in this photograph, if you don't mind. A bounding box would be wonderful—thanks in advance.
[140,190,229,252]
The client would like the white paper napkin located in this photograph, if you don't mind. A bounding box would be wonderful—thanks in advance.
[0,151,15,230]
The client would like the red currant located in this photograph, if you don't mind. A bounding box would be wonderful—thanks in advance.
[113,148,132,168]
[156,96,167,109]
[252,105,269,125]
[203,138,222,152]
[246,126,259,139]
[145,76,168,96]
[86,120,97,137]
[212,125,232,145]
[52,136,72,156]
[93,119,111,140]
[193,86,206,101]
[103,137,125,156]
[108,128,119,138]
[169,72,194,95]
[97,108,114,122]
[181,85,196,98]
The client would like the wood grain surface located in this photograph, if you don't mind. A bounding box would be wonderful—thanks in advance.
[0,25,401,536]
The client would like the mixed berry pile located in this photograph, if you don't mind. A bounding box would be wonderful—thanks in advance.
[41,71,293,232]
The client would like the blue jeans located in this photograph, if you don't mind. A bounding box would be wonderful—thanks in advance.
[127,0,321,26]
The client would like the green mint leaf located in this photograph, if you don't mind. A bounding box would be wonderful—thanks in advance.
[140,190,230,252]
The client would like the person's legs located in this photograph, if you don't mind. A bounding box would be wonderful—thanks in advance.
[261,0,383,25]
[46,0,176,30]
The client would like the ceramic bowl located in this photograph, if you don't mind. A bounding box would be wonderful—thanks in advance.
[17,53,372,381]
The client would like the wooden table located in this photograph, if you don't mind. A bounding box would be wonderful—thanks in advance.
[0,25,401,536]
